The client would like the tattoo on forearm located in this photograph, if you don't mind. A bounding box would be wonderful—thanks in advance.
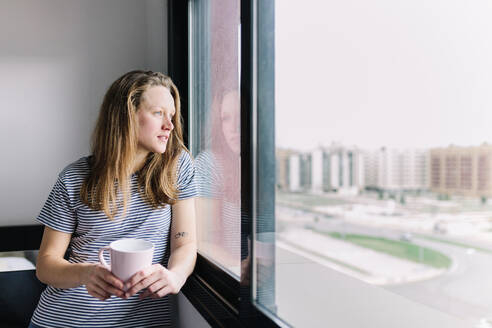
[175,232,188,239]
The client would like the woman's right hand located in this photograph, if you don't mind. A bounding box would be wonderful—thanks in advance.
[80,264,125,301]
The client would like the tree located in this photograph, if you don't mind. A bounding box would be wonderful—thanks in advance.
[400,194,406,205]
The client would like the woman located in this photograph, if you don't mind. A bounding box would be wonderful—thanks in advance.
[29,70,197,327]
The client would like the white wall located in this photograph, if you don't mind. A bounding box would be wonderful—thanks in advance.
[0,0,167,226]
[0,1,213,326]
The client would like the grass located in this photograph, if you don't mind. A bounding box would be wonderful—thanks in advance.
[321,231,451,269]
[417,235,492,254]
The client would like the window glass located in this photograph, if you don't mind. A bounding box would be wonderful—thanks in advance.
[190,0,241,278]
[260,0,492,327]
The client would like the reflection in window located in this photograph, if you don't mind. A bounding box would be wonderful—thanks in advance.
[190,0,241,277]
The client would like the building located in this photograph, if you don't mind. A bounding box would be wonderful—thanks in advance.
[311,145,365,194]
[288,154,301,192]
[276,145,364,194]
[276,149,292,191]
[364,147,429,192]
[299,153,312,191]
[430,144,492,197]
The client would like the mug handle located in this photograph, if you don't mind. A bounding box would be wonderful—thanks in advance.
[98,246,111,270]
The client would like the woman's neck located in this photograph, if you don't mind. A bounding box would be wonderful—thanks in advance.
[132,150,149,174]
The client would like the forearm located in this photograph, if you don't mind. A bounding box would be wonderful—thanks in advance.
[167,243,197,286]
[36,255,90,289]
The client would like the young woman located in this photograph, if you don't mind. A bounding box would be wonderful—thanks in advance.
[29,70,197,328]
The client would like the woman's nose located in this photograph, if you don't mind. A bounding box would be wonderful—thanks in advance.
[162,116,174,130]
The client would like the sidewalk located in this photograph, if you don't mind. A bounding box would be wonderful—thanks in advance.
[278,227,446,285]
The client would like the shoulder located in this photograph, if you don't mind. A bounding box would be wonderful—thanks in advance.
[175,149,197,197]
[176,149,195,174]
[58,156,91,187]
[195,149,215,167]
[195,149,223,177]
[177,149,194,165]
[195,149,220,177]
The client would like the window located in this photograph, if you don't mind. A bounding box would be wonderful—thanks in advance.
[185,1,281,326]
[189,0,242,279]
[180,0,492,327]
[273,0,492,327]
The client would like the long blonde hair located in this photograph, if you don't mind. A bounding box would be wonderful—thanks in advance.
[80,70,185,220]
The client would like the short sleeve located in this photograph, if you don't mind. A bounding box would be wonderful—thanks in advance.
[37,176,77,234]
[177,150,198,200]
[195,150,222,198]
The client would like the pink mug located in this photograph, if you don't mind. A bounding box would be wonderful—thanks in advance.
[98,238,154,283]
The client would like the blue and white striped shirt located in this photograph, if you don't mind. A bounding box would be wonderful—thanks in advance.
[31,150,197,328]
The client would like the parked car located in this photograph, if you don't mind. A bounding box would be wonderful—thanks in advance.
[433,222,447,234]
[400,232,413,242]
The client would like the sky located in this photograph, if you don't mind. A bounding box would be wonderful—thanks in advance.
[275,0,492,151]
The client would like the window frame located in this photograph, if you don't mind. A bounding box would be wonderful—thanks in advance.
[169,0,286,326]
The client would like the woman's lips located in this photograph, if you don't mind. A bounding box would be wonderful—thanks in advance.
[157,135,169,142]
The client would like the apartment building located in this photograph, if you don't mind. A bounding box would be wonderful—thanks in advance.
[430,144,492,197]
[364,147,429,191]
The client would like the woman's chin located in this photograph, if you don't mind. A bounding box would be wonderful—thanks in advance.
[152,144,167,154]
[226,141,240,155]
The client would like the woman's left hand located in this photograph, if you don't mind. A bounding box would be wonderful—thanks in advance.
[123,264,186,299]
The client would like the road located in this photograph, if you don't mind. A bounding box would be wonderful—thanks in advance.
[388,238,492,322]
[278,205,492,325]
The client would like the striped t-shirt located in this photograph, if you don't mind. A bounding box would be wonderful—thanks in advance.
[31,150,197,328]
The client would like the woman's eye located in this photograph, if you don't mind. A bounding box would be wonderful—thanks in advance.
[154,111,163,116]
